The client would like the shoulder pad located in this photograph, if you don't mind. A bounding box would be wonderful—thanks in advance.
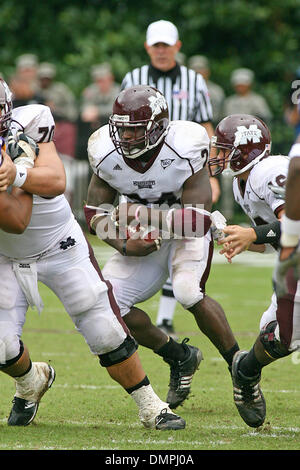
[12,104,55,143]
[88,124,114,172]
[166,121,210,172]
[249,155,288,199]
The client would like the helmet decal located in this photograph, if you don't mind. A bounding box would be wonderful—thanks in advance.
[234,125,262,146]
[148,92,168,117]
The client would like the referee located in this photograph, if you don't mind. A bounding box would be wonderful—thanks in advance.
[121,19,219,338]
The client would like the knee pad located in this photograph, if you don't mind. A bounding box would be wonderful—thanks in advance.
[172,268,203,309]
[74,302,128,355]
[98,335,138,367]
[260,321,291,359]
[0,338,23,368]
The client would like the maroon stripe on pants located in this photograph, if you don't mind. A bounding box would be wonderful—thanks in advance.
[200,237,214,292]
[85,236,130,336]
[276,268,298,349]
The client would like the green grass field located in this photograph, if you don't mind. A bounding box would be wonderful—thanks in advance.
[1,236,300,452]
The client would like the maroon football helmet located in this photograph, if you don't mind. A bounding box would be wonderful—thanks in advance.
[109,85,169,159]
[208,114,271,176]
[0,78,13,136]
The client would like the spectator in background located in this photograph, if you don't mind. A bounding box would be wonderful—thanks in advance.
[37,62,78,158]
[14,54,39,91]
[77,63,120,160]
[175,51,186,65]
[188,55,225,125]
[80,63,120,129]
[223,68,273,123]
[9,54,44,108]
[9,76,44,109]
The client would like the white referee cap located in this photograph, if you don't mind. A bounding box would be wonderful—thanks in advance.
[146,20,179,46]
[231,68,254,86]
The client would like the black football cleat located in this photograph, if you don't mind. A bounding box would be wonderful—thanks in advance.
[155,408,186,430]
[8,363,56,426]
[231,350,266,428]
[164,338,203,409]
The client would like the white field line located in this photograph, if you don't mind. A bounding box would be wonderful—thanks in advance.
[54,383,119,390]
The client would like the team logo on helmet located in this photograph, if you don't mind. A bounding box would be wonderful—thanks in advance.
[148,92,168,118]
[234,125,262,146]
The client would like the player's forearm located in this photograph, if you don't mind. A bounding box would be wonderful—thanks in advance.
[0,191,32,233]
[84,208,125,253]
[21,166,66,197]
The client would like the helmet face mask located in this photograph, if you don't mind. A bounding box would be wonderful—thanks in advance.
[114,122,147,157]
[0,79,13,137]
[109,85,169,159]
[208,114,271,177]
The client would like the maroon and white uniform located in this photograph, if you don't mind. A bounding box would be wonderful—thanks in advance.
[233,154,300,351]
[88,120,213,316]
[0,104,128,364]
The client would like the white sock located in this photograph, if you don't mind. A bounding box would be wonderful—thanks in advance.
[156,295,177,325]
[131,384,171,428]
[15,362,49,401]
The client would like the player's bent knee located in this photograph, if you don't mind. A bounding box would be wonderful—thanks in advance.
[0,338,24,369]
[260,321,291,359]
[98,335,138,367]
[74,309,128,356]
[172,270,203,309]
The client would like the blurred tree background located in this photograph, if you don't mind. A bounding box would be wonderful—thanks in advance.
[1,0,300,152]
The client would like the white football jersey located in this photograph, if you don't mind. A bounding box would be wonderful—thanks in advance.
[0,104,74,259]
[88,120,209,206]
[233,155,288,227]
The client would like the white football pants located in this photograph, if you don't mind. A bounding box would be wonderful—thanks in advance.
[0,221,128,364]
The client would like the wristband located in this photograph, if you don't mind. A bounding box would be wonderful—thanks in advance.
[253,221,281,245]
[280,214,300,247]
[90,213,102,233]
[122,239,127,256]
[12,165,27,187]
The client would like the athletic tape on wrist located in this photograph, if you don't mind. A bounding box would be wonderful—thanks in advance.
[12,165,27,187]
[280,214,300,247]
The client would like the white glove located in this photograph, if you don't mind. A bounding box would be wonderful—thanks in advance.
[210,210,227,240]
[7,130,39,168]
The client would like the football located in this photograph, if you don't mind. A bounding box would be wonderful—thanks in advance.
[127,223,160,242]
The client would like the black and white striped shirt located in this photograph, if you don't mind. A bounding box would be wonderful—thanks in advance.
[121,63,213,124]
